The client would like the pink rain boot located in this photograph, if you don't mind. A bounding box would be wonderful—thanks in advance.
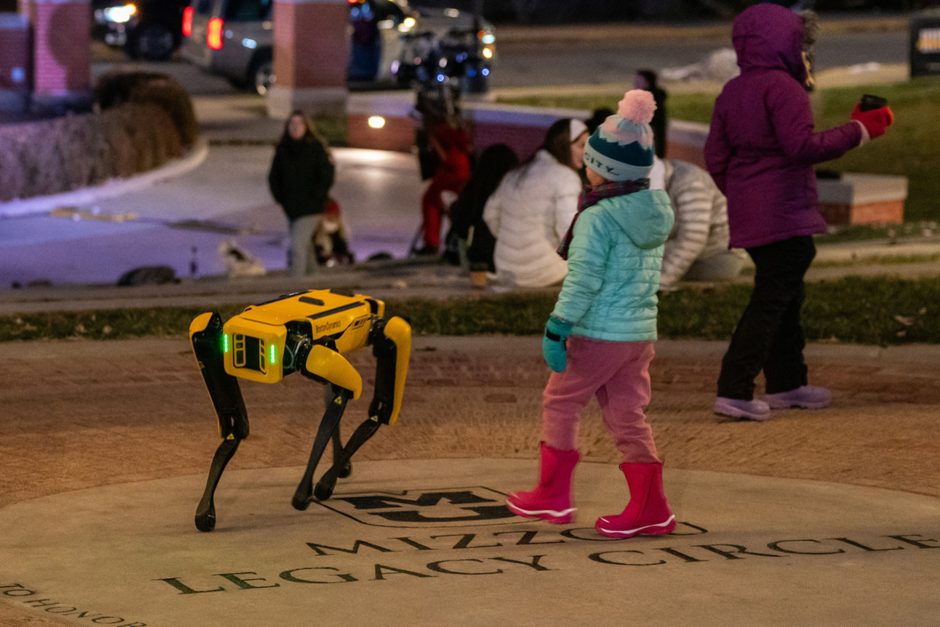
[506,442,580,524]
[595,462,676,538]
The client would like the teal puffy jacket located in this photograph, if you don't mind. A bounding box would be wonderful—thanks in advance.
[551,189,674,341]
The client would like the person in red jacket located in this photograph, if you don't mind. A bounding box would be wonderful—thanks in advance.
[415,121,473,256]
[704,4,894,421]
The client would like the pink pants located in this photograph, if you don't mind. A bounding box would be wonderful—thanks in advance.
[542,336,660,463]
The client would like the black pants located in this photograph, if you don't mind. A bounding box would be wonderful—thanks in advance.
[717,236,816,400]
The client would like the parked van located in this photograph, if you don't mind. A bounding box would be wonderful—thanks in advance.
[180,0,495,94]
[93,0,189,61]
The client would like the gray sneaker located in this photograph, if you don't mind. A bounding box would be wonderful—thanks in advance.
[713,397,771,421]
[763,385,832,409]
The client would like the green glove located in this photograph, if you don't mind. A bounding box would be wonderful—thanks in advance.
[543,316,573,373]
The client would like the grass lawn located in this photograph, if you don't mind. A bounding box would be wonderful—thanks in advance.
[3,276,938,345]
[499,76,940,223]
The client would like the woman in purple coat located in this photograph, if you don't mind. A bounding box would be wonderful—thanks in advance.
[705,3,894,421]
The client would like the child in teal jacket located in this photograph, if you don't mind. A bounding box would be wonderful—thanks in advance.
[507,90,677,539]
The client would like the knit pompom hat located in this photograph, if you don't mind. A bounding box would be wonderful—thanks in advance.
[582,90,657,181]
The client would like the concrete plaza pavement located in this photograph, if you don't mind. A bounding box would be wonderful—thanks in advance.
[1,336,939,625]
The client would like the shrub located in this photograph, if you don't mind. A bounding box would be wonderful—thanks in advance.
[0,71,200,201]
[95,70,199,148]
[0,103,183,201]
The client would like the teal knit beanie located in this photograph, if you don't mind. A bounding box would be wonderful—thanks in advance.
[583,90,657,181]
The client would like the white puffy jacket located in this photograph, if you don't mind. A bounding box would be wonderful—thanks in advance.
[483,150,581,287]
[651,158,736,288]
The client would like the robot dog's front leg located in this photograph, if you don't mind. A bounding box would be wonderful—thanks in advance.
[313,316,412,500]
[190,312,250,532]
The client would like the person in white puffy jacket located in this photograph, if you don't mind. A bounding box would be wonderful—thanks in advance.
[649,156,745,290]
[483,118,588,288]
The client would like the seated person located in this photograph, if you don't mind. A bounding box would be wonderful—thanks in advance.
[447,143,519,277]
[417,121,473,256]
[585,107,614,134]
[483,118,588,288]
[313,198,354,267]
[650,157,745,290]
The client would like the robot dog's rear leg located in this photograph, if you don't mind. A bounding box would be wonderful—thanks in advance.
[324,384,352,479]
[330,427,352,479]
[191,312,249,532]
[315,416,381,501]
[315,317,411,501]
[292,384,351,511]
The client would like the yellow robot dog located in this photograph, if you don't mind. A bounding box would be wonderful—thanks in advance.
[189,288,411,532]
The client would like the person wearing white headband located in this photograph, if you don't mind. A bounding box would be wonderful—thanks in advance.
[483,118,589,288]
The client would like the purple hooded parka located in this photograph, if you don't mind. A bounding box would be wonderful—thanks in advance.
[704,3,862,249]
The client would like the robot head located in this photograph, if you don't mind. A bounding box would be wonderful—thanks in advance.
[222,316,288,384]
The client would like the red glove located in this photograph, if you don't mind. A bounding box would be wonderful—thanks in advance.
[851,104,895,140]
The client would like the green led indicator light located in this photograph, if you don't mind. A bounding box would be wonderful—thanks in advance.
[222,334,229,353]
[269,343,276,364]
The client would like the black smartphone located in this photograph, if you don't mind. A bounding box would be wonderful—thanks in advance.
[859,94,888,111]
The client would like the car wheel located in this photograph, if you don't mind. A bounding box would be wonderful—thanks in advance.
[250,54,275,96]
[128,23,175,62]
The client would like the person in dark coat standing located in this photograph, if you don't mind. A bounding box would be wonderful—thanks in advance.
[705,4,894,421]
[268,110,335,277]
[634,69,667,158]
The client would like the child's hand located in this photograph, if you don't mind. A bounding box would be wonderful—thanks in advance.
[543,317,573,373]
[851,103,895,140]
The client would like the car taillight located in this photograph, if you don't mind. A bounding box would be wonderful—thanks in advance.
[181,6,193,38]
[207,16,224,50]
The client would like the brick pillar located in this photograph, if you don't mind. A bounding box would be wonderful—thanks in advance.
[21,0,91,111]
[267,0,349,120]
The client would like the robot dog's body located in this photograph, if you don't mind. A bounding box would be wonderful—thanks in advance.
[189,288,411,532]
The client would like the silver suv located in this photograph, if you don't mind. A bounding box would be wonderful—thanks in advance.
[180,0,495,95]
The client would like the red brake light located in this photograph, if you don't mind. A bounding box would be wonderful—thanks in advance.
[207,17,224,50]
[181,6,193,38]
